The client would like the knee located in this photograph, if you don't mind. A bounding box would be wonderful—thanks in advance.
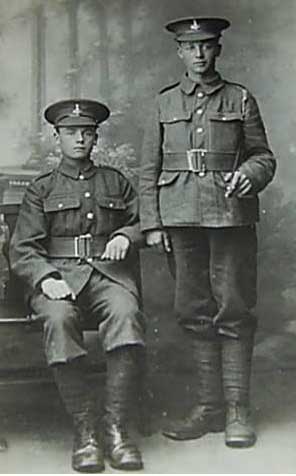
[43,300,79,333]
[99,291,145,352]
[109,292,139,321]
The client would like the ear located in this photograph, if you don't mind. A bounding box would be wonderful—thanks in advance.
[216,44,222,57]
[177,43,184,60]
[53,128,60,142]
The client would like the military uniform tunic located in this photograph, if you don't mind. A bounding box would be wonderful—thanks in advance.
[140,73,276,338]
[10,159,145,364]
[140,73,275,229]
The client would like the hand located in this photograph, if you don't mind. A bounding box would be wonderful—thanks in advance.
[41,277,76,301]
[145,229,171,253]
[101,235,130,261]
[224,171,253,198]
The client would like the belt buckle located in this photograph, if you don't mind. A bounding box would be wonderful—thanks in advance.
[74,234,93,259]
[187,149,207,176]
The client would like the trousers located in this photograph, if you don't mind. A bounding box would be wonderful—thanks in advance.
[30,270,145,365]
[167,226,258,339]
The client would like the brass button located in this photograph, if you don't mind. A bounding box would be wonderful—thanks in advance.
[86,212,94,220]
[109,203,114,208]
[58,203,63,209]
[79,174,85,180]
[197,127,203,133]
[197,91,204,98]
[84,191,91,198]
[197,108,203,115]
[86,257,93,263]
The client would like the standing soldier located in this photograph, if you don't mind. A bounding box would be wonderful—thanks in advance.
[10,99,144,472]
[139,17,276,447]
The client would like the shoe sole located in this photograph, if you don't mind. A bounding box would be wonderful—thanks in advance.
[225,436,257,448]
[72,455,105,473]
[108,460,143,471]
[162,423,225,441]
[72,463,105,473]
[105,450,143,471]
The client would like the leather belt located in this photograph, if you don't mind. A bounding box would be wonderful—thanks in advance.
[47,234,105,259]
[162,150,237,174]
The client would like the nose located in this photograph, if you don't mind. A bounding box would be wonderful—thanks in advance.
[75,130,84,142]
[194,44,204,58]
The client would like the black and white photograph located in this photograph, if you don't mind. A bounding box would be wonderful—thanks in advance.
[0,0,294,473]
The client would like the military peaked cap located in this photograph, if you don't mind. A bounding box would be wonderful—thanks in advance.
[44,99,110,127]
[165,17,230,41]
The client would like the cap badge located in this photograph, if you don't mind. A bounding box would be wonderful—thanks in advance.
[72,103,82,116]
[190,20,200,31]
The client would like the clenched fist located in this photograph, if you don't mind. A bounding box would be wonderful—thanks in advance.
[145,229,171,253]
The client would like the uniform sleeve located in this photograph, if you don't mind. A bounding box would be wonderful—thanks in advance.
[111,176,145,248]
[139,97,163,231]
[238,92,276,193]
[9,181,61,291]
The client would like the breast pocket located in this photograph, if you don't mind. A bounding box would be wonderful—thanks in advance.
[44,194,81,233]
[208,112,243,152]
[160,111,192,151]
[96,196,127,232]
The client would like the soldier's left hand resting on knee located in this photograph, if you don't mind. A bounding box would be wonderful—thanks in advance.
[101,235,130,261]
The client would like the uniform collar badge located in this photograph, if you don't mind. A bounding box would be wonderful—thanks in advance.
[190,20,200,31]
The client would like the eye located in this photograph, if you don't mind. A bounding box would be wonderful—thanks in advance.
[85,130,95,138]
[182,43,195,52]
[203,42,216,51]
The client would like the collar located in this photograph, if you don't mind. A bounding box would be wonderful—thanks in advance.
[180,71,225,96]
[58,158,97,179]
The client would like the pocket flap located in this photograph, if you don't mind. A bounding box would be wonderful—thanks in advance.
[44,195,81,212]
[97,196,127,210]
[157,171,180,186]
[160,111,192,123]
[209,112,243,122]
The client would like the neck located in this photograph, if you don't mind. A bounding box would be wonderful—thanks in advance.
[62,155,91,168]
[187,68,217,84]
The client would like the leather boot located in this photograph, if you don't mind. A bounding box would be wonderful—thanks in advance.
[135,347,153,437]
[53,360,105,472]
[162,338,225,440]
[72,411,104,473]
[225,402,256,448]
[104,346,143,471]
[222,336,256,448]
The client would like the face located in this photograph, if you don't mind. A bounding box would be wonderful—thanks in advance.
[56,126,97,161]
[177,39,221,78]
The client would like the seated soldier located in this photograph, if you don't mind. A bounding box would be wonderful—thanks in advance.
[9,99,145,473]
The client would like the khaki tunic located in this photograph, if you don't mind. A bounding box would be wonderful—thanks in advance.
[140,73,276,230]
[10,159,144,300]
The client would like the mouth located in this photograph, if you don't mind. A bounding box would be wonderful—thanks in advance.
[73,147,85,152]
